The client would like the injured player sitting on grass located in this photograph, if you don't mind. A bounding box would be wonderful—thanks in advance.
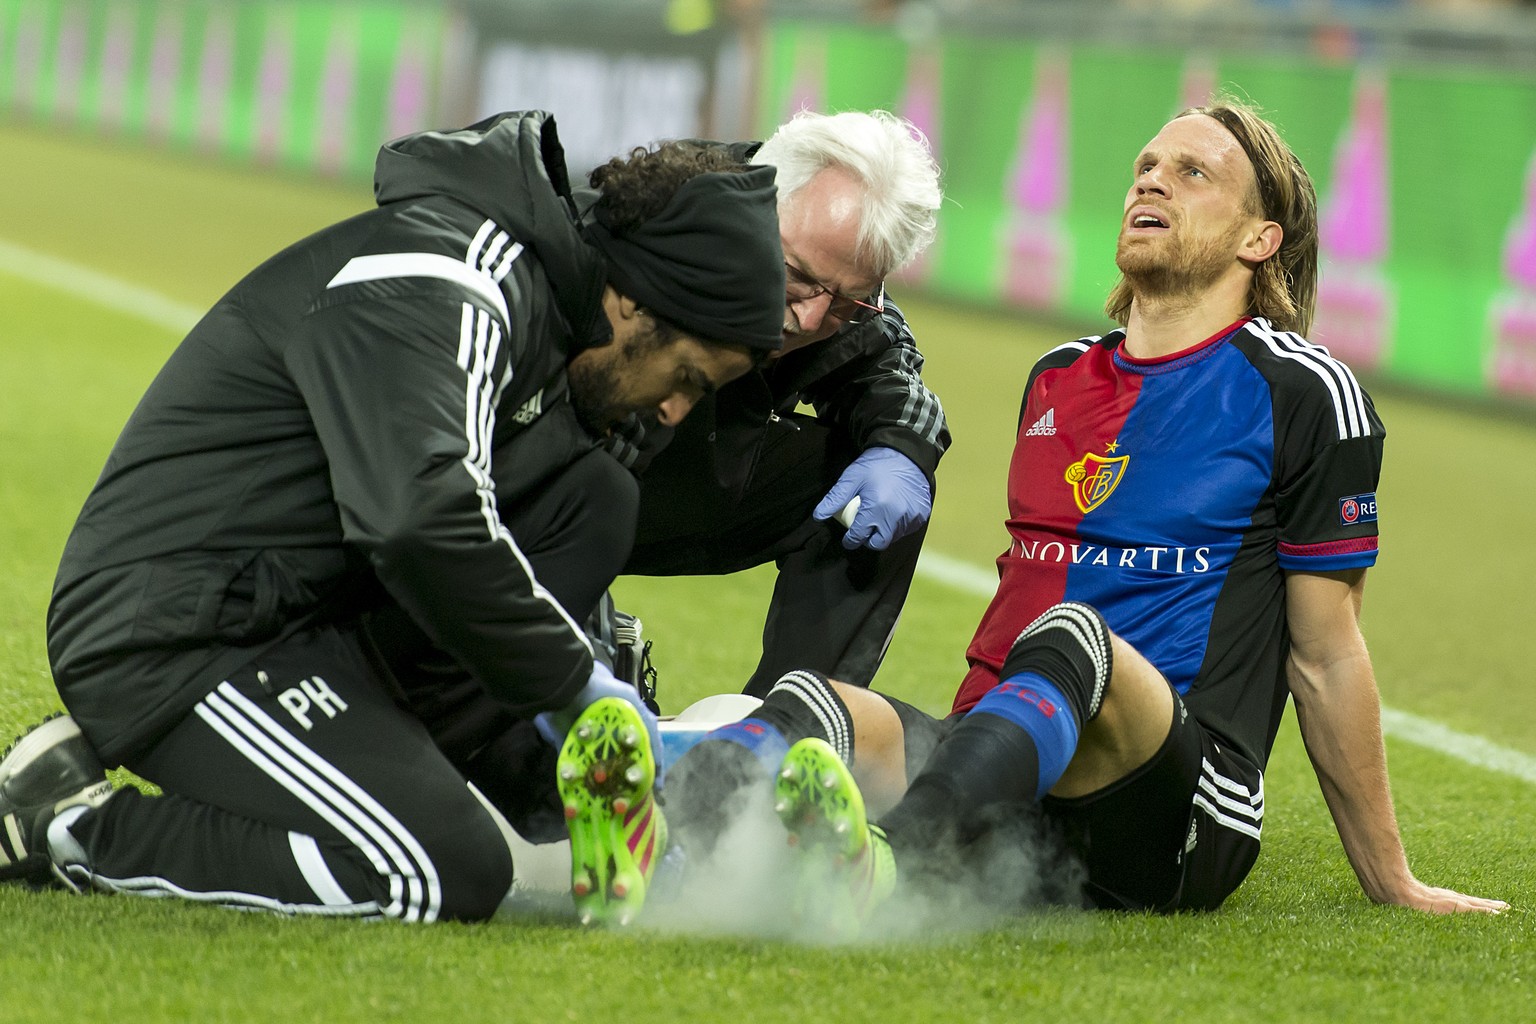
[555,96,1507,938]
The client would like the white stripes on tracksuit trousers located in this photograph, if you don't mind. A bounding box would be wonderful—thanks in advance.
[197,682,432,919]
[58,682,418,920]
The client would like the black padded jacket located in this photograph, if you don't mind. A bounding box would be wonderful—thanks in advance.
[48,111,608,764]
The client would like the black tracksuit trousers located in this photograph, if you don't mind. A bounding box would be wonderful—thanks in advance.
[59,439,636,920]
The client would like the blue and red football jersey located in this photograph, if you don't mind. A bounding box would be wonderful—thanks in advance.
[954,317,1385,766]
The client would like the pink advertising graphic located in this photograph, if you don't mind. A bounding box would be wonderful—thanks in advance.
[385,12,432,144]
[196,5,236,150]
[51,1,88,120]
[1178,52,1217,111]
[783,33,825,121]
[1487,149,1536,398]
[145,3,185,140]
[1001,49,1070,309]
[1313,72,1394,368]
[896,43,942,285]
[254,8,295,162]
[11,3,45,113]
[314,13,359,175]
[97,3,138,130]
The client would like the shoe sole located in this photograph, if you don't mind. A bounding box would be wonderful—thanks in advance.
[773,738,880,937]
[773,738,868,862]
[555,698,664,926]
[0,716,110,884]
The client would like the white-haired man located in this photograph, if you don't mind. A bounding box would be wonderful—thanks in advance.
[621,109,948,700]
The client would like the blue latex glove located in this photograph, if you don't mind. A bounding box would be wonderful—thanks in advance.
[813,446,932,551]
[534,659,666,788]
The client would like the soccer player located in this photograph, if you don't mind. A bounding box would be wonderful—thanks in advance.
[739,98,1510,928]
[615,110,949,697]
[0,111,785,924]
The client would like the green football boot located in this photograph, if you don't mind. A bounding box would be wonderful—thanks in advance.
[773,737,896,939]
[556,697,667,926]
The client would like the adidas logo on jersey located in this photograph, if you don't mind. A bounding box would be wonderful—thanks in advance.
[1025,408,1057,436]
[510,388,544,425]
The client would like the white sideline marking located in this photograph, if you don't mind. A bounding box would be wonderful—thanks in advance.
[918,548,999,596]
[0,238,201,335]
[915,553,1536,786]
[5,239,1534,788]
[1379,708,1536,785]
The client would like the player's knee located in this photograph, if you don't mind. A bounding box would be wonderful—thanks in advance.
[419,807,514,922]
[999,601,1114,724]
[763,669,855,764]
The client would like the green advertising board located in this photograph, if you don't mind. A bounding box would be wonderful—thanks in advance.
[0,0,451,179]
[5,5,1534,406]
[761,22,1536,405]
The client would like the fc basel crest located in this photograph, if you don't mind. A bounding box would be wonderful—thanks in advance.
[1065,451,1129,514]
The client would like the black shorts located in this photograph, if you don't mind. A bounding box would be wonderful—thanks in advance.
[887,690,1263,912]
[1042,691,1263,912]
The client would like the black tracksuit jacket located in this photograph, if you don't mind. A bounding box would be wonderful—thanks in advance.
[48,111,607,765]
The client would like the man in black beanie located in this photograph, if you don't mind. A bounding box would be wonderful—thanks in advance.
[2,111,782,926]
[601,110,947,701]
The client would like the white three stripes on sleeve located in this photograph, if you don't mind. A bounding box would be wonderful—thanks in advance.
[1246,319,1370,441]
[454,304,592,656]
[467,219,525,282]
[328,226,592,658]
[327,251,511,328]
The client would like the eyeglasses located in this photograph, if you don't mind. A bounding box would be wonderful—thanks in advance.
[783,262,885,325]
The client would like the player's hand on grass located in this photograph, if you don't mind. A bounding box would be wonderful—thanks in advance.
[535,660,665,787]
[1385,879,1509,915]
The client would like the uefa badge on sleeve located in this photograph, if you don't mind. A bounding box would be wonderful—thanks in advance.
[1338,493,1378,527]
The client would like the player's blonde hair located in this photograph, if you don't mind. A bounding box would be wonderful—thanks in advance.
[1105,97,1319,336]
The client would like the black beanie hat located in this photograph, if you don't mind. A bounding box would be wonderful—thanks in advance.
[586,164,785,353]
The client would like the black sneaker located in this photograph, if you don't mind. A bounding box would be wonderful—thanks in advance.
[611,610,659,714]
[0,715,112,884]
[585,591,660,714]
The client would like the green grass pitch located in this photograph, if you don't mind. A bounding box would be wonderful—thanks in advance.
[1,120,1532,1022]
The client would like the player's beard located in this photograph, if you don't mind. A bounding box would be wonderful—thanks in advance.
[567,320,666,437]
[1115,219,1245,306]
[567,354,619,437]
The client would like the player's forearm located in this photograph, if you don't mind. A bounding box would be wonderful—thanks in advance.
[1289,655,1416,904]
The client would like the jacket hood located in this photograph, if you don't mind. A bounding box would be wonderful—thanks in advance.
[374,111,607,346]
